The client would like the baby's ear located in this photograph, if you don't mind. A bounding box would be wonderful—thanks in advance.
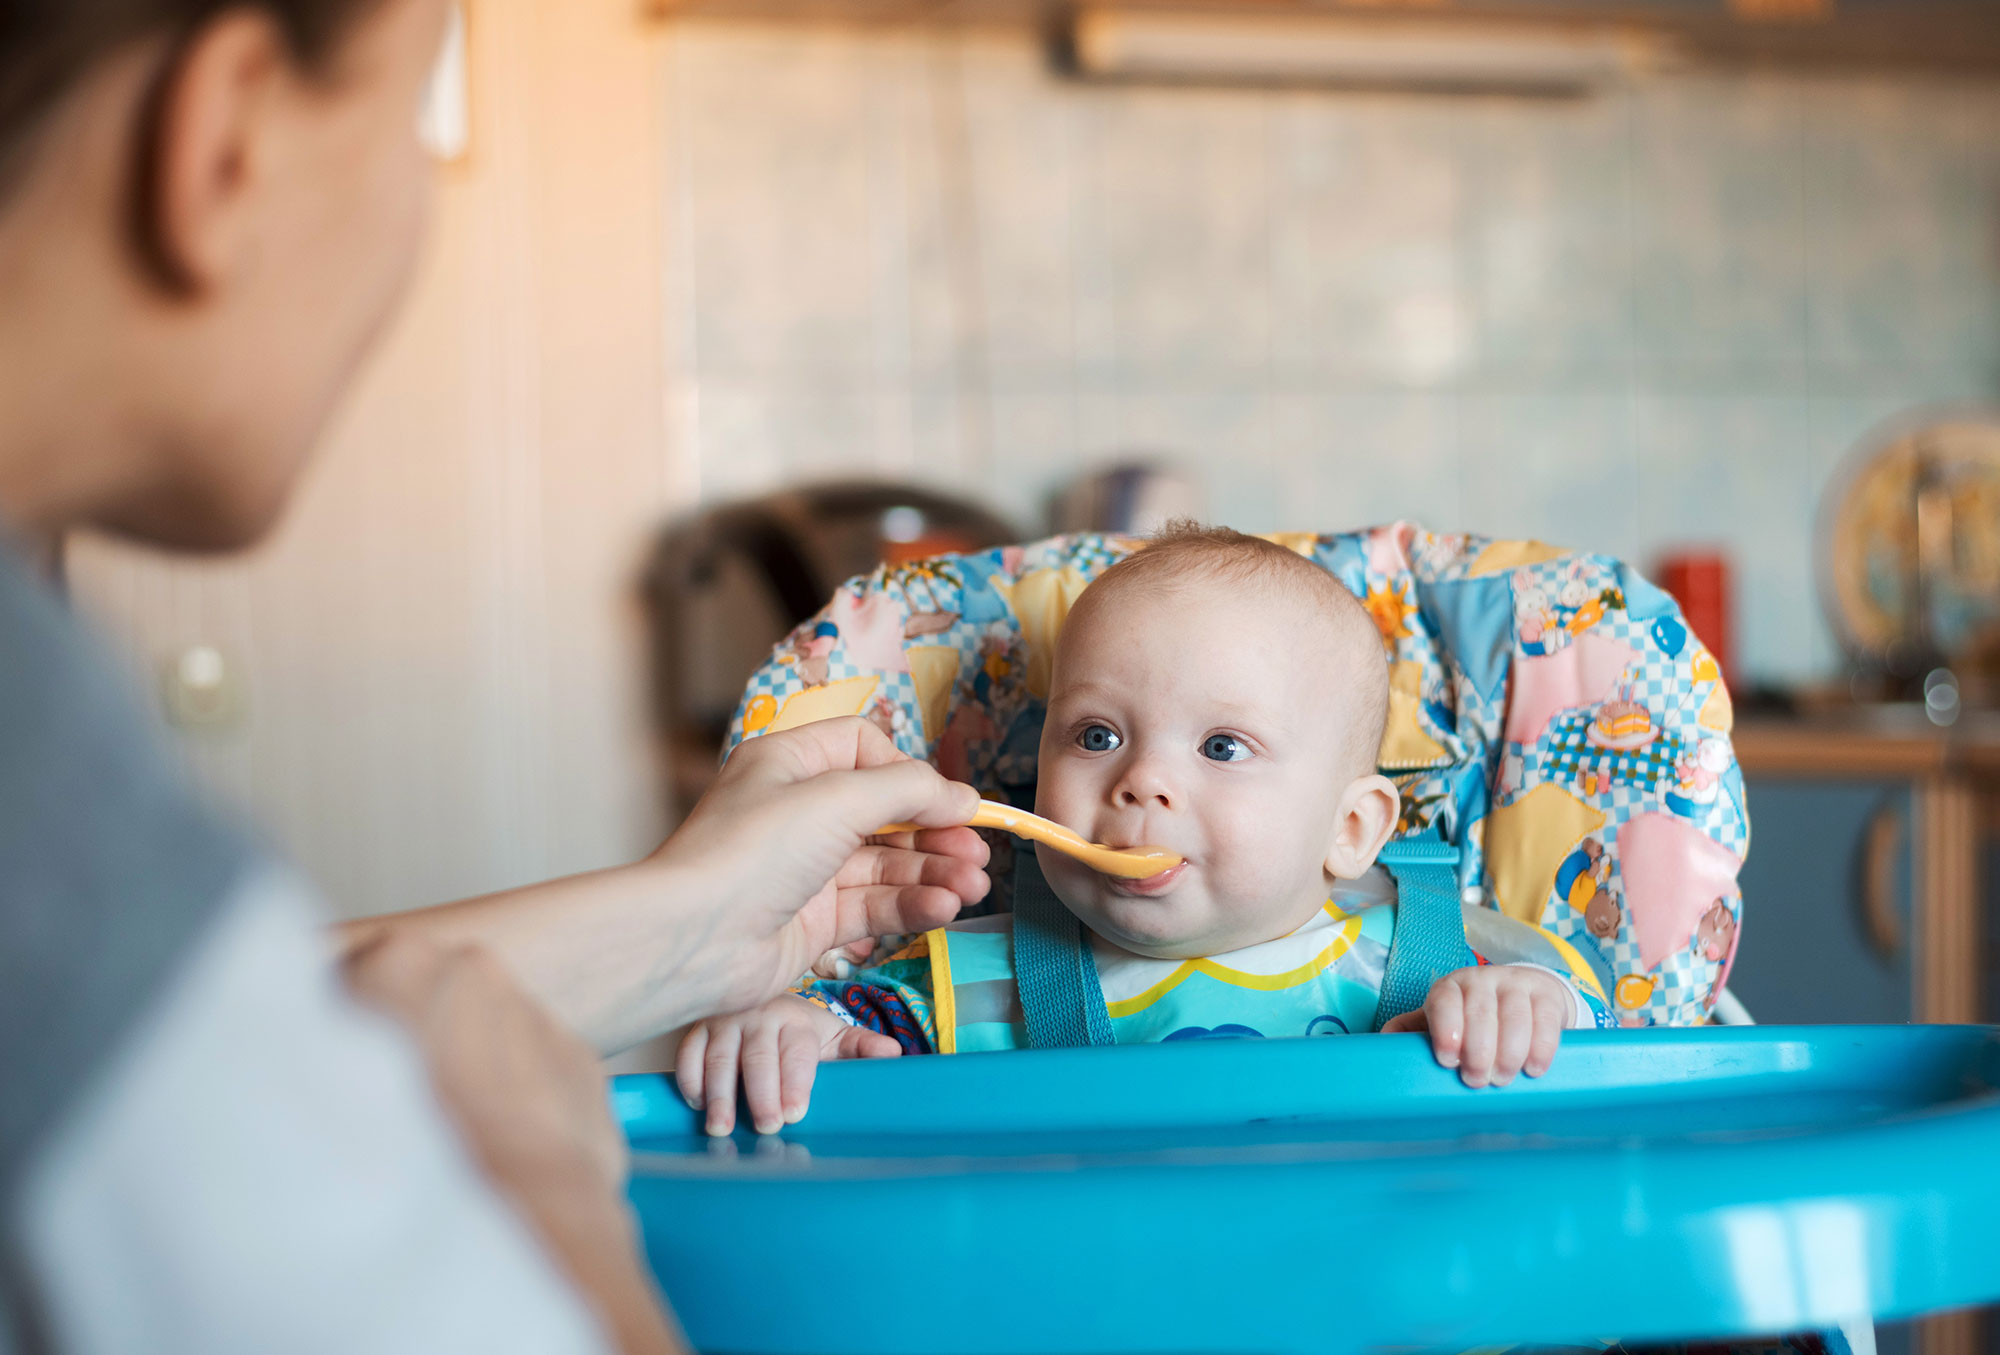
[1324,775,1401,880]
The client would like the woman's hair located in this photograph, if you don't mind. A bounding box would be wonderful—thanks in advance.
[0,0,381,200]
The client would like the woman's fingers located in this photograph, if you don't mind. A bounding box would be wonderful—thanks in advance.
[725,716,906,784]
[780,751,980,841]
[674,1023,710,1111]
[843,830,992,884]
[701,1024,743,1136]
[1491,985,1534,1086]
[828,883,972,950]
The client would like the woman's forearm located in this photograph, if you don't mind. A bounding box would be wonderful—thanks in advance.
[339,858,715,1055]
[339,720,990,1056]
[531,1184,690,1355]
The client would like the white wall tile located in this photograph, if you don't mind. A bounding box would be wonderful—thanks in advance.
[669,24,2000,691]
[677,27,918,380]
[1268,96,1466,386]
[1459,94,1635,382]
[1629,393,1816,684]
[954,38,1084,381]
[695,381,884,497]
[1271,391,1461,532]
[1802,79,2000,381]
[1082,88,1274,380]
[1629,76,1809,383]
[1457,393,1640,557]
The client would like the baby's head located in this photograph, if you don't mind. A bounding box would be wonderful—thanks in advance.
[1034,525,1399,960]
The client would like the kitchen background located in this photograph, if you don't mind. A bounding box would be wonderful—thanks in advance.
[66,0,2000,920]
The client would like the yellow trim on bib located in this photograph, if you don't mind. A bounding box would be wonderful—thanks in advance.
[929,927,958,1055]
[1103,912,1363,1020]
[1542,929,1609,1005]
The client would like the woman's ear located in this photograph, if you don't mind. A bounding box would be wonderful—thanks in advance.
[1323,775,1401,881]
[135,11,289,292]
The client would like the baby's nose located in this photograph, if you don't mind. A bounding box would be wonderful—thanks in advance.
[1114,758,1176,810]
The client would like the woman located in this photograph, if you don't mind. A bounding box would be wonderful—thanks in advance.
[0,2,988,1351]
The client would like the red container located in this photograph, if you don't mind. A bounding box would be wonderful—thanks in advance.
[1657,550,1734,690]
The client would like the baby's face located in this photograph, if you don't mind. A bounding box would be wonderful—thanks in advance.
[1034,579,1370,959]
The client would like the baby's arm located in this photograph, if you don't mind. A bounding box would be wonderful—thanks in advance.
[674,994,901,1136]
[1379,965,1581,1089]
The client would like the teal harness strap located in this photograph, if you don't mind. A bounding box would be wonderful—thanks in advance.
[1372,831,1476,1032]
[1010,843,1115,1049]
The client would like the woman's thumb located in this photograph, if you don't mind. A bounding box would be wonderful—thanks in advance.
[790,758,978,842]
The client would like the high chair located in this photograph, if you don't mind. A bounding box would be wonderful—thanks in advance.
[613,524,2000,1353]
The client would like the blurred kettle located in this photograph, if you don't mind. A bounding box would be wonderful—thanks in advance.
[1051,461,1205,536]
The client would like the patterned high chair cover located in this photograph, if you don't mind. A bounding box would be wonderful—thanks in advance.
[724,523,1745,1028]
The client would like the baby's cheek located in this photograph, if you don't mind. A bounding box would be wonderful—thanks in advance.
[1033,758,1087,826]
[1202,802,1302,897]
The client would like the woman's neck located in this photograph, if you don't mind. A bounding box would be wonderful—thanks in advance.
[0,49,178,551]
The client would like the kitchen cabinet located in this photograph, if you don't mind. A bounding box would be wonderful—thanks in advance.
[1730,780,1915,1026]
[1733,713,2000,1026]
[1731,713,2000,1355]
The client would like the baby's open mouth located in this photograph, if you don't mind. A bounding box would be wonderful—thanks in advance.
[1102,858,1187,896]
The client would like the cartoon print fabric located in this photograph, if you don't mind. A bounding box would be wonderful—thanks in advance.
[725,524,1745,1028]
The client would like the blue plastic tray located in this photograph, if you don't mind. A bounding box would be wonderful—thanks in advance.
[615,1026,2000,1355]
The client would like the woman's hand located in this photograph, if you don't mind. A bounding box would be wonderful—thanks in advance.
[341,930,686,1355]
[658,718,990,1024]
[345,717,990,1055]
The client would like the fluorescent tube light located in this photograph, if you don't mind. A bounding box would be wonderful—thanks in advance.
[1066,10,1679,96]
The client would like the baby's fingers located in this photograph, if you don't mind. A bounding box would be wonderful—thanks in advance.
[1379,1010,1428,1035]
[1489,985,1534,1087]
[777,1021,822,1126]
[1423,979,1467,1070]
[701,1024,743,1136]
[851,1029,904,1060]
[828,1025,905,1063]
[740,1026,787,1135]
[1524,987,1567,1078]
[1457,979,1499,1088]
[674,1024,710,1113]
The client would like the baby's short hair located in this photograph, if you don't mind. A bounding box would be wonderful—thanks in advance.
[1075,522,1390,776]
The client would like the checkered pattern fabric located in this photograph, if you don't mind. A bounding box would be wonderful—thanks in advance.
[1542,712,1685,791]
[723,523,1748,1028]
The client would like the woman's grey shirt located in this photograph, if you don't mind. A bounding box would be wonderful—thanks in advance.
[0,548,609,1354]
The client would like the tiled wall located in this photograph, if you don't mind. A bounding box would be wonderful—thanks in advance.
[661,24,2000,685]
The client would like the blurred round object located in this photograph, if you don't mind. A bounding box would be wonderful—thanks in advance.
[1923,667,1962,727]
[1819,412,2000,698]
[1051,461,1205,536]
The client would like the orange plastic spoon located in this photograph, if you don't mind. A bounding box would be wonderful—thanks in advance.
[876,801,1182,880]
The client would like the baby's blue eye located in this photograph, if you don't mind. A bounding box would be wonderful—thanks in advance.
[1202,734,1252,762]
[1078,724,1121,753]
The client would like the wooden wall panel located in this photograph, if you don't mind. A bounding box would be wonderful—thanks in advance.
[67,0,680,920]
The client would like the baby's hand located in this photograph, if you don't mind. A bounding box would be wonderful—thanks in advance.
[675,995,901,1135]
[1380,965,1571,1088]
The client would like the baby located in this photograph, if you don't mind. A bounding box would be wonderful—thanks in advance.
[678,526,1605,1135]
